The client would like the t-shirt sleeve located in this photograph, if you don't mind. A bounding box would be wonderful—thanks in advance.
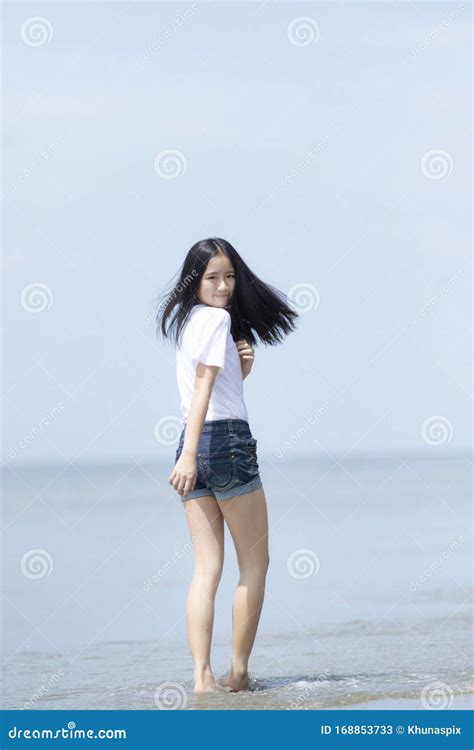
[191,309,230,374]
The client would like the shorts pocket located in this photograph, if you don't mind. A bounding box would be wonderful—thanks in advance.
[200,452,236,490]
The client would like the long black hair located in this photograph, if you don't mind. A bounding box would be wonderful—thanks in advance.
[155,237,299,348]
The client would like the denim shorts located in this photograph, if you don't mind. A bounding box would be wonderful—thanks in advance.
[174,418,263,501]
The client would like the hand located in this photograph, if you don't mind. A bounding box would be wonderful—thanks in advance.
[168,451,197,500]
[235,339,255,378]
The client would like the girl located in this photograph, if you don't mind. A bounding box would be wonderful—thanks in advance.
[156,237,299,695]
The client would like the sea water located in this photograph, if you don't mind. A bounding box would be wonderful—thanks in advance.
[1,454,472,710]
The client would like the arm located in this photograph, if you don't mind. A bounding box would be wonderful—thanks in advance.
[169,362,219,499]
[182,362,219,457]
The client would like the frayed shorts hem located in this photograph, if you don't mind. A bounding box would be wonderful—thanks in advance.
[181,475,262,503]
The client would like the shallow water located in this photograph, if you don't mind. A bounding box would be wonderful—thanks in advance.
[1,454,472,710]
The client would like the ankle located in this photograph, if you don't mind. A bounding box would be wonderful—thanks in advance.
[230,663,248,677]
[194,662,213,679]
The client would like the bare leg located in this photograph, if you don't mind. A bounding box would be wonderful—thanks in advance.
[217,487,270,691]
[183,496,230,694]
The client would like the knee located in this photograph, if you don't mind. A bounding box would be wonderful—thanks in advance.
[194,568,223,590]
[240,554,270,579]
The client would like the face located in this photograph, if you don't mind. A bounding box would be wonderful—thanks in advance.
[197,254,235,308]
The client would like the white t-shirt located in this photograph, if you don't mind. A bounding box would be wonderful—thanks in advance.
[176,303,249,424]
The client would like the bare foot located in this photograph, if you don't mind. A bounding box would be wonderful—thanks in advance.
[221,669,249,692]
[194,674,233,695]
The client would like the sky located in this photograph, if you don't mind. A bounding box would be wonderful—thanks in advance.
[2,1,471,465]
